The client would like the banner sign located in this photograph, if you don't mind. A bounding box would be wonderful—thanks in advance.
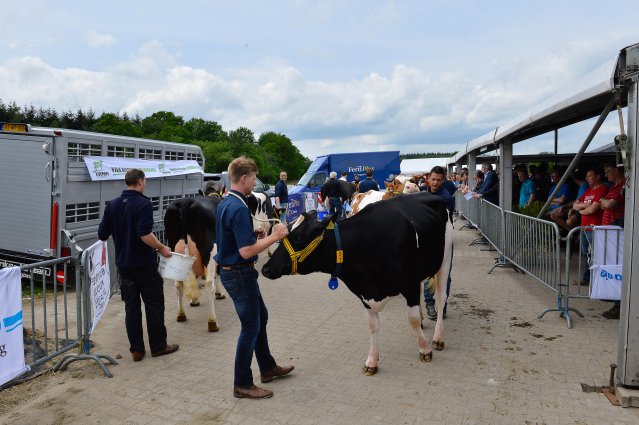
[83,156,203,181]
[590,226,624,301]
[304,192,317,212]
[287,193,304,222]
[0,267,28,385]
[82,241,111,335]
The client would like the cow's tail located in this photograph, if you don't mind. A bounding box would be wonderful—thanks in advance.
[179,199,190,242]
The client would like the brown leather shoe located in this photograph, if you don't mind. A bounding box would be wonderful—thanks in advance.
[233,385,273,399]
[151,343,179,357]
[260,364,294,383]
[131,351,145,362]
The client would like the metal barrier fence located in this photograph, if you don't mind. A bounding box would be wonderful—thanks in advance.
[4,238,118,387]
[479,199,503,253]
[19,256,82,372]
[503,210,562,290]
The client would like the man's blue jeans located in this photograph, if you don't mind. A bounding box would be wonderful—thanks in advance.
[581,230,593,282]
[220,267,276,388]
[328,197,342,219]
[424,243,453,312]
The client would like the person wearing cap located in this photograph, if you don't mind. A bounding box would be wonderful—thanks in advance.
[214,156,293,399]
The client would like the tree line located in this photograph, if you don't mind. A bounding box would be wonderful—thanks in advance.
[0,99,311,183]
[400,152,457,159]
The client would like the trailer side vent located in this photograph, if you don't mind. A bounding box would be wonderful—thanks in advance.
[187,152,203,166]
[165,151,184,161]
[66,202,100,223]
[162,194,181,212]
[139,148,162,159]
[68,143,101,162]
[107,145,135,158]
[149,196,160,212]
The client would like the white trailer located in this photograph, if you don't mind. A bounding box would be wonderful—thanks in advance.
[0,123,204,276]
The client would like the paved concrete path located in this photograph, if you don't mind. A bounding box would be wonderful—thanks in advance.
[3,221,639,424]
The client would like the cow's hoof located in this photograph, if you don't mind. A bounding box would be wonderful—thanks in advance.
[190,301,200,307]
[433,340,444,351]
[177,314,187,322]
[215,293,226,300]
[267,252,272,257]
[208,321,219,332]
[362,365,378,376]
[420,351,433,363]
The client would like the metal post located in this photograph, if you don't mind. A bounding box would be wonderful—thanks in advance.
[537,94,617,218]
[618,59,639,389]
[499,139,513,212]
[468,152,477,189]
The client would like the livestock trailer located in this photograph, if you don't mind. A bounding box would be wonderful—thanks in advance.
[0,123,204,279]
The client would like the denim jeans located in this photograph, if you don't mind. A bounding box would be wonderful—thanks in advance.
[118,266,167,353]
[581,231,593,282]
[424,243,453,312]
[328,197,343,219]
[220,267,276,388]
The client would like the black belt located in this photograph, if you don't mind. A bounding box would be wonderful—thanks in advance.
[220,263,255,270]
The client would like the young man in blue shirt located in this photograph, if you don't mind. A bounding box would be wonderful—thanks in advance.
[214,156,292,399]
[98,169,178,362]
[423,166,454,320]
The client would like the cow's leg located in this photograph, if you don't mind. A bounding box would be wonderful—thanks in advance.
[175,279,187,322]
[204,248,220,332]
[174,239,187,322]
[432,220,454,351]
[363,310,380,376]
[409,305,432,362]
[209,245,226,300]
[185,270,201,306]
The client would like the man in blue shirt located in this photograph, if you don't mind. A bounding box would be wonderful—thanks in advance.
[358,168,379,193]
[423,166,454,320]
[517,169,537,208]
[98,169,178,362]
[214,156,292,400]
[274,171,289,223]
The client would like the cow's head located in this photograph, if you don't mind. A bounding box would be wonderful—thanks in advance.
[384,178,405,195]
[262,211,336,279]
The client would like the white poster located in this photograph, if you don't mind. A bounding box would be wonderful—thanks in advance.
[83,241,111,335]
[590,265,622,300]
[304,192,317,212]
[0,267,29,385]
[83,156,203,181]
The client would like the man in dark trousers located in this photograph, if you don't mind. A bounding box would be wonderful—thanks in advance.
[274,170,289,223]
[320,171,347,219]
[423,166,454,320]
[358,168,379,193]
[98,169,179,362]
[215,156,293,399]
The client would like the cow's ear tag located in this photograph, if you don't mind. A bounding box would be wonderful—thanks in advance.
[326,221,334,230]
[328,277,338,290]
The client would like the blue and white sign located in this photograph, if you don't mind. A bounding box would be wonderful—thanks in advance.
[83,241,111,335]
[0,267,28,385]
[287,193,304,222]
[590,265,622,300]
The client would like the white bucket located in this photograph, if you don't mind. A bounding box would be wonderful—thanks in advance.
[158,252,196,281]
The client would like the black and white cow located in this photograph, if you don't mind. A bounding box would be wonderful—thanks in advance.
[262,191,453,375]
[247,192,284,254]
[164,195,226,332]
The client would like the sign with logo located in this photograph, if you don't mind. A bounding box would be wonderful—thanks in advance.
[0,267,29,385]
[82,241,111,335]
[83,157,203,181]
[590,265,622,300]
[287,193,304,222]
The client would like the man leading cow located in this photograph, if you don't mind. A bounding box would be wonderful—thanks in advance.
[214,156,293,399]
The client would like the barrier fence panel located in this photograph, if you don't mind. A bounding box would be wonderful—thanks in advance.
[503,210,562,292]
[454,191,469,220]
[479,199,504,253]
[467,197,482,228]
[19,256,82,373]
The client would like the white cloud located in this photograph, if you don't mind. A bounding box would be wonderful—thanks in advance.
[85,30,116,48]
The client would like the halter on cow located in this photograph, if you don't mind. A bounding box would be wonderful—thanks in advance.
[262,192,453,375]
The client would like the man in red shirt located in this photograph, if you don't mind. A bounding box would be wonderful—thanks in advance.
[573,168,608,286]
[600,164,626,319]
[601,164,626,227]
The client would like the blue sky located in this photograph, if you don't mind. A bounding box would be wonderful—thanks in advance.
[1,1,638,159]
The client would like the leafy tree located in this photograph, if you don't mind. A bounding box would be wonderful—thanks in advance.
[258,131,311,180]
[185,118,226,143]
[94,113,143,137]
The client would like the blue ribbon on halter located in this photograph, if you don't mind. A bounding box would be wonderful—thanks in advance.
[328,221,343,290]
